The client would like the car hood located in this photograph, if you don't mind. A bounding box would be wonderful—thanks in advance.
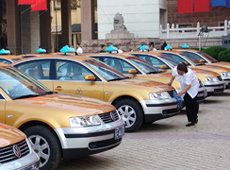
[0,123,26,148]
[18,93,115,116]
[109,78,175,92]
[190,68,220,77]
[194,65,230,73]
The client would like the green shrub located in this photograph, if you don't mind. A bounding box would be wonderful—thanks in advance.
[218,49,230,62]
[203,46,227,60]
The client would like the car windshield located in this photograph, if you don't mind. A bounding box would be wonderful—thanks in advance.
[160,56,179,67]
[179,53,204,66]
[0,66,51,100]
[128,58,160,74]
[83,59,126,81]
[198,51,218,63]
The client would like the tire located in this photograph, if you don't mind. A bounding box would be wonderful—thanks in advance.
[24,125,61,170]
[115,99,143,132]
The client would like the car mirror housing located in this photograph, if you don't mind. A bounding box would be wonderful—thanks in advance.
[85,74,96,81]
[160,65,168,69]
[128,69,138,74]
[200,59,205,63]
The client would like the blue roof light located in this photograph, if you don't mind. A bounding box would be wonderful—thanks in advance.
[139,45,149,51]
[37,48,47,53]
[182,44,189,49]
[165,44,172,50]
[106,45,118,52]
[0,49,11,55]
[60,45,76,53]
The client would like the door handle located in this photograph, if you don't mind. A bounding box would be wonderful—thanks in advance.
[55,86,62,91]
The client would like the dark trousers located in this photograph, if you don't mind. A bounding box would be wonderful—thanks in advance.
[184,93,199,123]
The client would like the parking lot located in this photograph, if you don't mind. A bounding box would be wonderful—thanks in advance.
[57,89,230,170]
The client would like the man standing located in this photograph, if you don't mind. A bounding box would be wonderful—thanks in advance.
[76,43,83,55]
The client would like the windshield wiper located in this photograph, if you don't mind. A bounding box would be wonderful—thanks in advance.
[45,91,54,95]
[147,71,160,74]
[108,78,125,82]
[13,94,40,100]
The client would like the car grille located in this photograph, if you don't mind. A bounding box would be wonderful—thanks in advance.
[99,110,120,124]
[168,90,176,98]
[0,139,30,164]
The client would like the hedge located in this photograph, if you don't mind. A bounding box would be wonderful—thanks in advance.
[218,49,230,62]
[203,46,227,60]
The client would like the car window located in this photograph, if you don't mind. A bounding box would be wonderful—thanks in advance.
[56,60,95,81]
[0,93,4,99]
[161,53,192,66]
[103,58,136,74]
[183,52,207,63]
[0,59,11,64]
[135,55,168,69]
[197,52,218,63]
[16,60,51,80]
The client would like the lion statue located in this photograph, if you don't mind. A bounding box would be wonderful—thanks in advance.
[112,13,127,32]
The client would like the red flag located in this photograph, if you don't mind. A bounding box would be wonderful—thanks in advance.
[18,0,36,5]
[194,0,210,12]
[178,0,193,14]
[31,0,47,11]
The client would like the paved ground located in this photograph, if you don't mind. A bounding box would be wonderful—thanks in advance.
[57,89,230,170]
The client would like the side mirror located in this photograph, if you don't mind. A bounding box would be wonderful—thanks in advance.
[85,74,96,81]
[200,59,205,63]
[128,69,138,74]
[160,65,168,69]
[183,62,189,66]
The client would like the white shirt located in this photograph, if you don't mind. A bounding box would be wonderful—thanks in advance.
[172,67,199,99]
[76,47,83,54]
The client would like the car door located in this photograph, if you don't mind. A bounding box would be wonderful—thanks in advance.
[53,59,104,101]
[15,59,54,91]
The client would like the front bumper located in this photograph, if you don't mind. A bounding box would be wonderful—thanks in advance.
[197,86,208,101]
[139,98,180,123]
[222,77,230,87]
[203,81,225,94]
[1,146,40,170]
[55,118,124,160]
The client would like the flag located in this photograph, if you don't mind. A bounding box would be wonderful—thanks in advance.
[194,0,210,12]
[178,0,193,14]
[18,0,36,5]
[211,0,227,7]
[31,0,47,11]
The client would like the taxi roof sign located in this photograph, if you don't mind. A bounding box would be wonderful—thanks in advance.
[182,44,189,49]
[60,45,76,53]
[139,45,149,51]
[0,49,11,55]
[165,44,172,50]
[106,45,118,52]
[37,48,47,53]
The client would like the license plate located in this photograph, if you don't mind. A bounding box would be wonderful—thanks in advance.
[25,164,37,170]
[114,126,125,140]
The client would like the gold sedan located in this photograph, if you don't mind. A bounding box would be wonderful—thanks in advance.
[0,64,124,170]
[12,55,180,132]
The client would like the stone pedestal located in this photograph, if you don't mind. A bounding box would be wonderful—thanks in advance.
[106,32,134,39]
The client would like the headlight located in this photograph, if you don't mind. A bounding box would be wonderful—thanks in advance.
[149,92,171,100]
[69,115,101,127]
[205,77,219,82]
[221,72,230,77]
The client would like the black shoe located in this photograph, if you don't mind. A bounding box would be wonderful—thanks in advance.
[186,123,195,127]
[195,118,198,124]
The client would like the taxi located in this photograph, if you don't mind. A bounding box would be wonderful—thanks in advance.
[89,53,207,100]
[0,64,125,170]
[176,49,230,69]
[126,51,225,95]
[157,50,230,87]
[0,123,40,170]
[11,55,180,132]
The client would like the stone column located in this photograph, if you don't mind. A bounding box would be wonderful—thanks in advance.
[40,0,52,53]
[61,0,72,46]
[81,0,95,41]
[6,0,21,55]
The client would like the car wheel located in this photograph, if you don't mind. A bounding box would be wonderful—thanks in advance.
[24,125,61,170]
[115,99,143,132]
